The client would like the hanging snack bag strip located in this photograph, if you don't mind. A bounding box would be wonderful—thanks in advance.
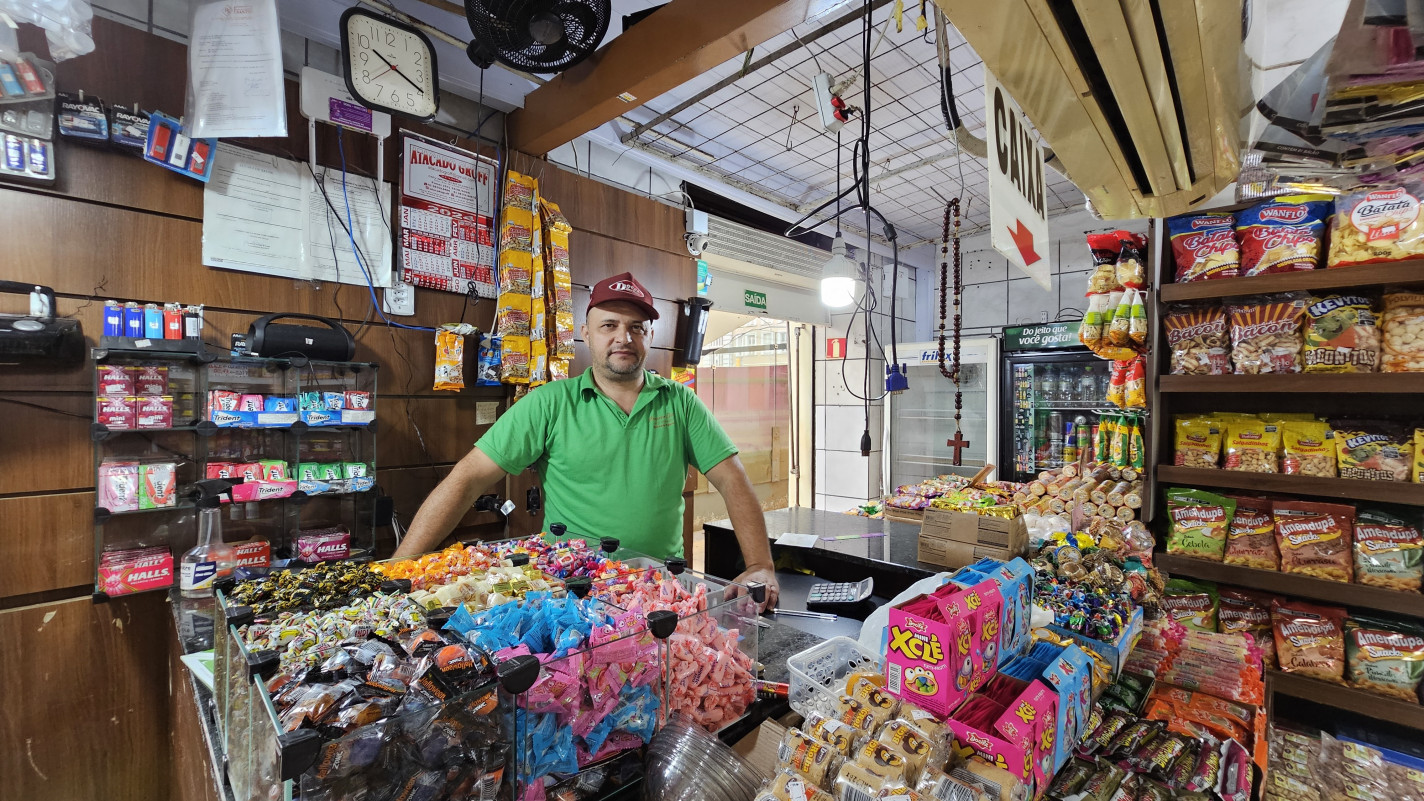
[495,170,539,385]
[1166,488,1235,561]
[434,324,476,391]
[1274,499,1355,583]
[1228,294,1307,374]
[1223,418,1280,473]
[1344,617,1424,701]
[1271,598,1347,683]
[540,198,577,362]
[1327,181,1424,268]
[1168,213,1239,282]
[1354,507,1424,592]
[1235,197,1329,276]
[1164,305,1229,375]
[1223,495,1278,570]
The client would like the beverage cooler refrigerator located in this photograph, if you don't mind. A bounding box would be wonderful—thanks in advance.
[998,322,1115,484]
[883,337,999,491]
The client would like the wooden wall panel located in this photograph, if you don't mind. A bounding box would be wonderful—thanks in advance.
[568,230,696,298]
[0,395,92,495]
[376,396,492,468]
[537,165,686,257]
[0,594,171,801]
[0,492,94,599]
[167,623,221,801]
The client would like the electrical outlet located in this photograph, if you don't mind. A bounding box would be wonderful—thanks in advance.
[383,281,415,316]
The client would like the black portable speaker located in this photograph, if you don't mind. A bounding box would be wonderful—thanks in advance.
[0,280,84,366]
[247,313,355,361]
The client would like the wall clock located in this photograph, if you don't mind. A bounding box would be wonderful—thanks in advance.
[340,7,440,120]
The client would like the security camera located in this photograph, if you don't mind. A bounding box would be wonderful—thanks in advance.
[686,208,710,256]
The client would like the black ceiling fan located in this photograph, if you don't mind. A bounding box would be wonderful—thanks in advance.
[465,0,611,74]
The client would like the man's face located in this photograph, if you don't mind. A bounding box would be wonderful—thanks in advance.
[582,301,650,379]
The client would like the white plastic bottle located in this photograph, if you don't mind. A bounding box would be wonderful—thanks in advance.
[180,480,238,598]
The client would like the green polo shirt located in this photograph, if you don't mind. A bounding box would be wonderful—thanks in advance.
[474,368,737,558]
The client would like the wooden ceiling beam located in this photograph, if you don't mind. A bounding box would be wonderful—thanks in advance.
[507,0,825,155]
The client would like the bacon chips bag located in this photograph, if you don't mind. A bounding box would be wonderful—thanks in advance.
[1273,500,1355,583]
[1223,496,1278,570]
[1271,598,1347,684]
[1168,213,1239,282]
[1235,198,1329,276]
[1229,294,1307,374]
[1164,305,1230,375]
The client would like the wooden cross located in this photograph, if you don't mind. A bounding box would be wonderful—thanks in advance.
[947,431,970,466]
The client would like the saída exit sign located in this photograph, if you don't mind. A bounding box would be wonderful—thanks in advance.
[743,289,767,311]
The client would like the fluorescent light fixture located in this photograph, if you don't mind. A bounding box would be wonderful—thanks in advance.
[820,232,859,307]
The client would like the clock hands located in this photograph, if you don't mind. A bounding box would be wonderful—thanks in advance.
[370,49,425,95]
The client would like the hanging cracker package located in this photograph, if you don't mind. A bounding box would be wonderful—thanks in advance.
[434,324,477,391]
[1327,181,1424,268]
[1354,507,1424,592]
[1274,499,1355,583]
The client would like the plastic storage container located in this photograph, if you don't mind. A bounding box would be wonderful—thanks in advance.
[786,635,884,716]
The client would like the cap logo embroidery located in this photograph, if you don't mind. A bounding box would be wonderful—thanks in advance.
[609,279,646,297]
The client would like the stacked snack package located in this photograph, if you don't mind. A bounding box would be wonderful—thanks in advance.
[1268,726,1424,801]
[1168,213,1239,282]
[1234,197,1330,276]
[528,194,548,387]
[496,171,538,384]
[1328,182,1424,268]
[1382,291,1424,372]
[540,198,576,380]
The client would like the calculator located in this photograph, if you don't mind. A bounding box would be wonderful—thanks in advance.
[805,577,874,611]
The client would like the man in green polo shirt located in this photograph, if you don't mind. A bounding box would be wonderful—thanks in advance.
[393,271,780,609]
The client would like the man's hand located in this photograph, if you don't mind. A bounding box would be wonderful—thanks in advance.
[732,563,779,613]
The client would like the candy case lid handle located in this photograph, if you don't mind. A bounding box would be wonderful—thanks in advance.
[665,557,686,575]
[600,537,620,553]
[747,582,767,604]
[497,653,542,694]
[549,523,567,537]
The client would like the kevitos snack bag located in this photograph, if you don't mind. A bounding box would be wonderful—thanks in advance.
[1228,294,1307,374]
[1303,294,1380,372]
[1168,213,1239,282]
[1381,291,1424,372]
[1235,198,1330,276]
[1223,496,1279,570]
[1332,423,1413,481]
[1271,598,1347,683]
[1166,488,1235,561]
[1416,428,1424,482]
[1344,617,1424,701]
[1174,417,1223,469]
[1281,420,1336,478]
[1274,499,1355,583]
[1354,507,1424,592]
[1164,305,1229,375]
[1219,588,1277,668]
[1163,578,1220,632]
[1328,181,1424,268]
[1223,418,1280,473]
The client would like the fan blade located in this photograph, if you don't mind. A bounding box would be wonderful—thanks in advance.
[551,1,600,45]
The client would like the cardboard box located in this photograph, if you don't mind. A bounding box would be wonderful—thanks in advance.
[922,507,1029,548]
[919,531,1027,569]
[1046,605,1144,677]
[731,719,787,779]
[885,589,974,716]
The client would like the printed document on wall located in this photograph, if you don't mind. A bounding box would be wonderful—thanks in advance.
[186,0,287,138]
[203,143,393,286]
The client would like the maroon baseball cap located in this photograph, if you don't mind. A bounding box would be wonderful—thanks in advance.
[587,271,660,320]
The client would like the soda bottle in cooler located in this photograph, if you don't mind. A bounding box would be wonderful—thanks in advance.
[1062,415,1079,465]
[1058,366,1076,403]
[1073,415,1089,464]
[1047,411,1065,467]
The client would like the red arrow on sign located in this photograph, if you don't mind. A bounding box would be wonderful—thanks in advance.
[1007,220,1042,266]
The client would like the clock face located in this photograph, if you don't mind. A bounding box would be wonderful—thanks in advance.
[341,9,440,120]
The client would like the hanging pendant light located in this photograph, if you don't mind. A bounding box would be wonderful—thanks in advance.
[820,232,860,308]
